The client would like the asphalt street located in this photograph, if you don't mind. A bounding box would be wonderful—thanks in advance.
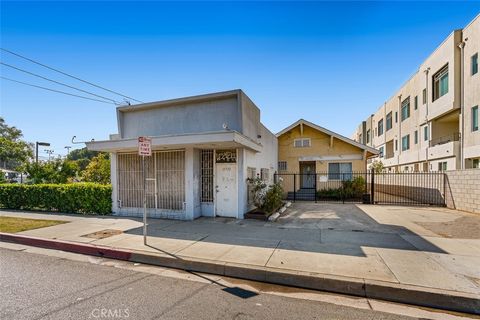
[0,248,439,320]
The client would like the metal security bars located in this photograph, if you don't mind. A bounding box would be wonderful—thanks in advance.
[275,171,446,206]
[155,150,185,210]
[373,172,445,206]
[200,150,214,203]
[117,150,185,211]
[117,153,154,208]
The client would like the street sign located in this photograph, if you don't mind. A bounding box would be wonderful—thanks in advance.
[138,136,152,156]
[138,136,152,246]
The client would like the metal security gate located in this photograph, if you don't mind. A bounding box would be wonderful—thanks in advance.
[275,171,446,206]
[117,151,185,212]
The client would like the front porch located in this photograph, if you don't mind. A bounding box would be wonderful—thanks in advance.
[87,132,262,220]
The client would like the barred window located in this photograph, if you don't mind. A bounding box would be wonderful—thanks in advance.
[260,168,270,181]
[278,161,287,171]
[247,167,256,205]
[247,167,256,179]
[200,150,214,202]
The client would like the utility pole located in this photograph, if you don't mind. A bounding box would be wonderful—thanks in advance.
[35,141,50,163]
[45,149,54,161]
[64,146,72,155]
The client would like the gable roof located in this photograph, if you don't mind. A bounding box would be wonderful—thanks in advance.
[276,119,379,154]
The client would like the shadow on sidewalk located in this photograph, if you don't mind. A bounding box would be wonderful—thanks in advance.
[123,203,447,257]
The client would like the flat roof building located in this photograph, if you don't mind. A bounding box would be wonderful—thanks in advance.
[87,90,277,220]
[351,14,480,172]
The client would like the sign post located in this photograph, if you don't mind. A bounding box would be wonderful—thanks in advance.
[138,136,152,245]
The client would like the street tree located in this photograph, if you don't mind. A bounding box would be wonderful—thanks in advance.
[24,157,79,184]
[0,117,33,170]
[81,153,110,184]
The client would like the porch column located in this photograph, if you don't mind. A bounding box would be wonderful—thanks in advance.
[110,152,118,214]
[237,148,246,219]
[184,147,200,220]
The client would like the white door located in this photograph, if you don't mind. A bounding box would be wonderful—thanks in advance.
[215,163,237,217]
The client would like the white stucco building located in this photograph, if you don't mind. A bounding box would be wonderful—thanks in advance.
[86,90,277,220]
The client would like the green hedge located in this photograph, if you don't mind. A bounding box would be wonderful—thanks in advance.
[0,183,112,215]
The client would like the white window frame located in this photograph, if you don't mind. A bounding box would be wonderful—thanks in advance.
[294,138,311,148]
[328,162,353,181]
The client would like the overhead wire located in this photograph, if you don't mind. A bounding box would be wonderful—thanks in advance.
[0,76,115,104]
[0,62,122,105]
[0,48,144,103]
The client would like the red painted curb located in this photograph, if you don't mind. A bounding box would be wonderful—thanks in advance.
[0,232,132,261]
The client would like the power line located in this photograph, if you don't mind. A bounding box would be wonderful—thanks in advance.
[1,62,121,105]
[0,48,144,103]
[0,76,114,104]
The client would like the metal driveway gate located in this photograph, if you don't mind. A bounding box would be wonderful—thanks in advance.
[274,171,446,206]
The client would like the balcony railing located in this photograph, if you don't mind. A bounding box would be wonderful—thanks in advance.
[429,132,460,148]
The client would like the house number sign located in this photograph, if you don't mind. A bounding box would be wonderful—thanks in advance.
[216,149,236,163]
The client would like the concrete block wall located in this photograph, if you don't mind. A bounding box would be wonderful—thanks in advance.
[445,169,480,214]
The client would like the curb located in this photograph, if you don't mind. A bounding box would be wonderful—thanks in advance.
[1,232,479,315]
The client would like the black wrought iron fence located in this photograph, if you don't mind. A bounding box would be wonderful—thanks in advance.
[274,171,446,206]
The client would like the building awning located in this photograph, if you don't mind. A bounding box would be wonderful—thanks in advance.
[86,131,262,153]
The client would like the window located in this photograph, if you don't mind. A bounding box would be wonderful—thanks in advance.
[473,106,479,132]
[472,53,478,76]
[401,135,410,151]
[260,168,270,181]
[328,162,353,180]
[433,64,449,101]
[366,129,370,143]
[379,146,384,158]
[395,112,398,123]
[401,97,410,121]
[422,89,427,104]
[294,138,311,148]
[247,167,256,179]
[378,119,384,136]
[200,150,214,203]
[278,161,287,171]
[247,167,256,205]
[473,159,480,169]
[424,126,429,141]
[386,112,392,131]
[414,130,418,144]
[395,139,398,151]
[414,96,418,110]
[438,162,447,172]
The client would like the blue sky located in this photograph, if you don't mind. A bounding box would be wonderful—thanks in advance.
[1,1,479,157]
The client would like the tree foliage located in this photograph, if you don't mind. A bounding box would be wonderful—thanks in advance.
[0,117,33,170]
[23,158,79,184]
[370,160,385,173]
[81,153,110,184]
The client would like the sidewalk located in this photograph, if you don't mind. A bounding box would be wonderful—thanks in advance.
[1,204,479,314]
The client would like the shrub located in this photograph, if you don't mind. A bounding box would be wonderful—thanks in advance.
[317,176,366,200]
[247,177,284,214]
[262,183,283,214]
[0,183,111,215]
[317,188,342,200]
[342,176,366,198]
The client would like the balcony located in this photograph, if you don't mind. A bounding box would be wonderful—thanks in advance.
[429,132,460,148]
[382,157,398,167]
[428,133,460,160]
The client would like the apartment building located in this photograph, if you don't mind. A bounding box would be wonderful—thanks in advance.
[352,14,480,172]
